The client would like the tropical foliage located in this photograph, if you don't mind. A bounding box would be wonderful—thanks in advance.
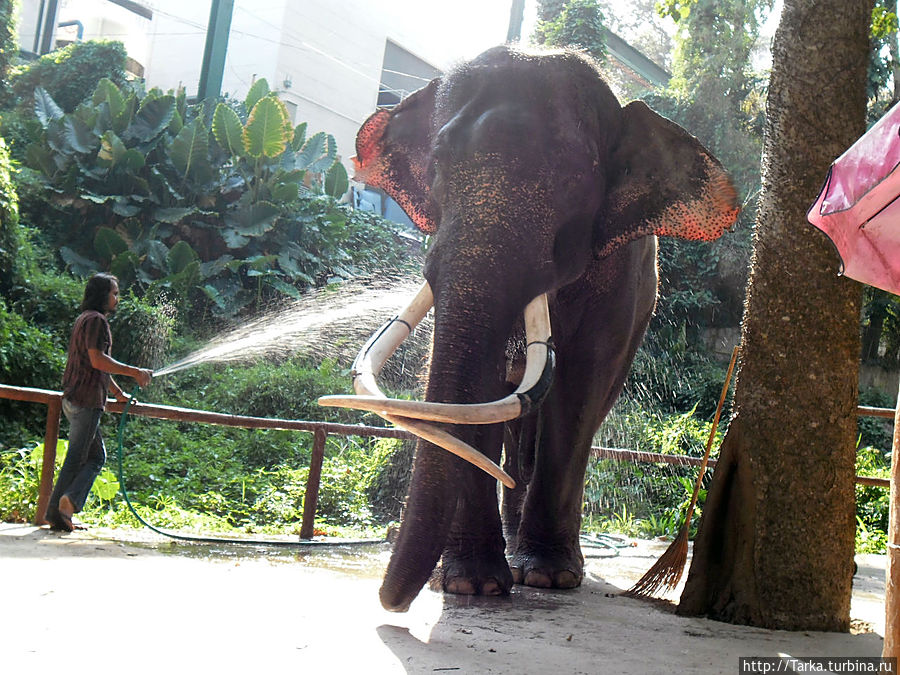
[18,74,399,319]
[533,0,608,62]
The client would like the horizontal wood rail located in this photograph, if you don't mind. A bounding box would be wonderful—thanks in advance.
[0,384,893,536]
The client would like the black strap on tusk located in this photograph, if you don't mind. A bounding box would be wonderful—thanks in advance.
[351,316,413,381]
[515,339,556,417]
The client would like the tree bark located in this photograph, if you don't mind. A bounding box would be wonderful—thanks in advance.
[677,0,872,631]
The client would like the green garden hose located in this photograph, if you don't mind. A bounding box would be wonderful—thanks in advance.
[115,386,380,547]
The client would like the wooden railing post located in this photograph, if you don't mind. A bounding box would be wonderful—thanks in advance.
[300,427,327,540]
[34,395,62,525]
[884,384,900,661]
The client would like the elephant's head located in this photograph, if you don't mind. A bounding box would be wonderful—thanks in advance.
[323,46,738,611]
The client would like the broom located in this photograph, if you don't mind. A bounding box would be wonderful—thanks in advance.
[623,344,740,599]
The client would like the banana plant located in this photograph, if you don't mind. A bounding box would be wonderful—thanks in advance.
[24,76,355,318]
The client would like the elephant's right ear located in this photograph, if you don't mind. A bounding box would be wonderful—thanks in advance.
[353,79,439,233]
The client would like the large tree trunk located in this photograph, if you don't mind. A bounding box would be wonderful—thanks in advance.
[677,0,872,630]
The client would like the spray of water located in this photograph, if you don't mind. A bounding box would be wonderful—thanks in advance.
[154,276,429,378]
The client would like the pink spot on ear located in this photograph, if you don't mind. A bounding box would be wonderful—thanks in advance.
[354,110,391,182]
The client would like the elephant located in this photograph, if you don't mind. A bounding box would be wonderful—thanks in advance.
[320,45,739,612]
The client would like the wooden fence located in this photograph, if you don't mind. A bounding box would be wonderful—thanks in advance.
[0,383,892,538]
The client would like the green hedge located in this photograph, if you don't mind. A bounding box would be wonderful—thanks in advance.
[0,136,19,295]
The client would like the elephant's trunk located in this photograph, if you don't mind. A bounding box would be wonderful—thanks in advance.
[379,293,514,611]
[379,437,460,612]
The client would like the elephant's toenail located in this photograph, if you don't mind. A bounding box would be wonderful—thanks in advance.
[554,570,580,588]
[445,578,477,595]
[524,570,553,588]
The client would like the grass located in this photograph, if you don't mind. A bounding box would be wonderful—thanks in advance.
[0,348,891,553]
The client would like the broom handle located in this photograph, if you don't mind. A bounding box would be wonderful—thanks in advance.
[682,345,740,528]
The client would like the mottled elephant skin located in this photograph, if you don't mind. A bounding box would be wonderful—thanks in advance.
[351,45,739,612]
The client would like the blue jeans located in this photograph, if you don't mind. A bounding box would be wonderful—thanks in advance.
[47,399,106,518]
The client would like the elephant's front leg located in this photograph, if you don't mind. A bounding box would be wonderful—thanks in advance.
[439,422,513,596]
[509,243,657,589]
[507,376,597,589]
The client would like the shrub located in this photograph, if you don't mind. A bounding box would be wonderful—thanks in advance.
[0,136,20,295]
[0,0,17,96]
[110,291,175,369]
[0,299,66,445]
[0,438,119,523]
[855,444,890,553]
[9,265,82,343]
[9,40,127,112]
[858,387,895,451]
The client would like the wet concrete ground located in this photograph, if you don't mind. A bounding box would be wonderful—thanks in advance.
[0,523,887,674]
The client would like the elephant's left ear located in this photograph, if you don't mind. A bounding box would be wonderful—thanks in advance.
[595,101,740,258]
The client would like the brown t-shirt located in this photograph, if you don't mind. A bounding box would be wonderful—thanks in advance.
[62,310,112,410]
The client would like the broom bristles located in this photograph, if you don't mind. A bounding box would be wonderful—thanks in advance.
[623,528,690,598]
[621,346,740,601]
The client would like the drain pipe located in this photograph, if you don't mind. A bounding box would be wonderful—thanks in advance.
[57,20,84,42]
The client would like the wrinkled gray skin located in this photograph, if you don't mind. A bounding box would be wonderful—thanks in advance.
[352,46,737,612]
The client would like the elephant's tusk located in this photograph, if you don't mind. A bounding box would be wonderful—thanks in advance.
[349,280,434,398]
[382,413,516,489]
[318,293,555,425]
[316,280,543,487]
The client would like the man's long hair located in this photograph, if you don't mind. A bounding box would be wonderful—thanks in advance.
[80,273,118,313]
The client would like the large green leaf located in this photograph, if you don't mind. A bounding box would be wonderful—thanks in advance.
[271,180,299,203]
[153,207,197,223]
[224,201,281,236]
[114,94,137,135]
[60,247,99,275]
[111,198,141,217]
[91,468,120,501]
[199,255,234,278]
[222,201,281,248]
[94,227,128,260]
[128,95,176,142]
[97,130,127,168]
[212,103,244,157]
[307,134,338,173]
[170,117,210,181]
[297,131,338,173]
[324,162,349,198]
[244,78,270,114]
[92,78,126,119]
[47,115,97,155]
[167,240,198,274]
[291,122,307,152]
[168,108,184,135]
[144,240,169,271]
[122,148,146,172]
[34,87,64,127]
[242,95,291,159]
[109,250,140,286]
[25,143,57,176]
[266,278,303,299]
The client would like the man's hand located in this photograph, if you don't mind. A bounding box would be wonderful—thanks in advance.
[133,368,152,388]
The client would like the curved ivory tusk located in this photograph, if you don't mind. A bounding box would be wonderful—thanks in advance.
[315,280,526,487]
[351,281,434,398]
[318,293,554,424]
[383,413,515,489]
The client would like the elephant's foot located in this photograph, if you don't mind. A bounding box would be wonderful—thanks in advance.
[509,542,584,589]
[435,538,514,596]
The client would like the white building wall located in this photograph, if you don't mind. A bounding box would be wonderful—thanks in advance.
[17,0,517,175]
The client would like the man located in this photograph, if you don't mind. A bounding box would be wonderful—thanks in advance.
[45,273,152,532]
